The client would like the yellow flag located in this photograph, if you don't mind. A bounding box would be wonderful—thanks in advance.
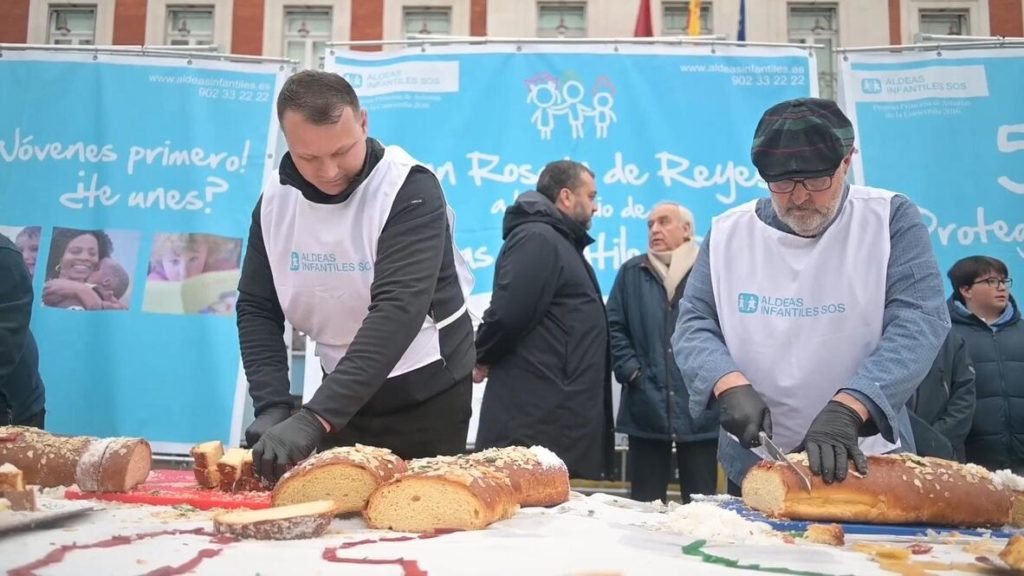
[688,0,702,36]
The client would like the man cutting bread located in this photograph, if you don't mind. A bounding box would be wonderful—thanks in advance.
[672,98,950,492]
[237,71,475,483]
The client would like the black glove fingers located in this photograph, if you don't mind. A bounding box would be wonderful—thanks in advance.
[761,409,773,439]
[851,446,869,475]
[273,457,290,484]
[742,422,760,449]
[258,445,279,483]
[820,444,836,484]
[719,384,770,450]
[806,442,822,477]
[834,444,849,482]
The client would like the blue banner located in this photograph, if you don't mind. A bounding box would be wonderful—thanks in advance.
[0,51,286,450]
[325,45,815,310]
[841,48,1024,283]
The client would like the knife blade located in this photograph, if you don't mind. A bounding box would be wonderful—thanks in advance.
[759,431,812,493]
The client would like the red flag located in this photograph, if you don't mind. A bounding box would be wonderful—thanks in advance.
[634,0,654,37]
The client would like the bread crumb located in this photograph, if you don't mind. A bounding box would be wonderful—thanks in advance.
[1000,534,1024,569]
[805,523,845,546]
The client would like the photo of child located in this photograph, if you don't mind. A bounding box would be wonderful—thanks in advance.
[40,227,141,311]
[0,225,42,281]
[142,233,243,316]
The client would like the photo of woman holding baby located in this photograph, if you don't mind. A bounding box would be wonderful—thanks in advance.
[42,228,139,311]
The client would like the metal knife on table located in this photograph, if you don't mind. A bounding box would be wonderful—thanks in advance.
[759,431,812,493]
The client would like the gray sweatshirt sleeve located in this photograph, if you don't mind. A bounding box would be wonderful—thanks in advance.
[839,194,951,442]
[671,230,741,421]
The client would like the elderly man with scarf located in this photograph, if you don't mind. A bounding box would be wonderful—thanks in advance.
[607,202,720,503]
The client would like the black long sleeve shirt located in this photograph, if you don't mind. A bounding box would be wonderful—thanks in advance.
[236,139,473,430]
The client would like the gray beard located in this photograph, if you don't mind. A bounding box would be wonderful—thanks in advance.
[772,199,838,237]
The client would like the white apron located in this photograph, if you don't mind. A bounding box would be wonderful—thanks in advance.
[710,185,899,457]
[260,145,474,402]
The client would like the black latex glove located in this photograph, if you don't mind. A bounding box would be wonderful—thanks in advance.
[251,408,326,483]
[802,400,869,484]
[0,406,10,426]
[718,384,772,449]
[244,404,292,447]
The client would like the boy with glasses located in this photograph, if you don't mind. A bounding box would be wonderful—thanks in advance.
[947,255,1022,473]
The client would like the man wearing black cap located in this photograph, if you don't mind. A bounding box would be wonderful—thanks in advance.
[672,98,950,491]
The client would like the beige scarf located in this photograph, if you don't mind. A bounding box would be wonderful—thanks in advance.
[647,240,699,300]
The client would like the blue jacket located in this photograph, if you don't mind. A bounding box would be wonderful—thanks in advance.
[607,254,719,442]
[949,296,1024,473]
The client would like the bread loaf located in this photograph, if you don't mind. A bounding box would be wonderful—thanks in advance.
[190,441,224,488]
[743,453,1017,527]
[0,426,151,492]
[217,448,268,492]
[467,446,570,507]
[272,445,406,513]
[75,437,153,493]
[364,457,519,532]
[212,500,335,540]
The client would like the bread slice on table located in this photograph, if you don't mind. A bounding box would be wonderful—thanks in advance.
[272,445,406,513]
[190,441,224,488]
[467,445,570,507]
[1,426,151,492]
[213,500,336,540]
[217,448,268,492]
[804,523,845,546]
[364,457,519,532]
[0,463,25,491]
[743,453,1015,527]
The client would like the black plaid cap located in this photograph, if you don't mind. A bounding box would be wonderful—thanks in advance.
[750,98,855,182]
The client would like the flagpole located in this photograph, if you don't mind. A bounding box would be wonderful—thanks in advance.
[688,0,703,37]
[737,0,747,42]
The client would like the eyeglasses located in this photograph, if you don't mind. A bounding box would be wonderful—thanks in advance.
[972,277,1013,289]
[767,175,834,194]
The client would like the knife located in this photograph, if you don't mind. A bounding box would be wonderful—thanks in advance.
[759,431,812,493]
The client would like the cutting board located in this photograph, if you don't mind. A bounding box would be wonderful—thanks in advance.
[714,497,1018,539]
[65,469,271,510]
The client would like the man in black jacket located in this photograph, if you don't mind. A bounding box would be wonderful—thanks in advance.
[474,160,614,480]
[238,71,475,482]
[908,333,975,461]
[0,233,46,428]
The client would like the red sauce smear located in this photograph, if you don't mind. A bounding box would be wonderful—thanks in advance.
[321,531,458,576]
[8,528,235,576]
[322,553,429,576]
[141,548,222,576]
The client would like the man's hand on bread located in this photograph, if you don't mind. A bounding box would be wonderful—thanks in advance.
[252,408,327,483]
[244,405,292,448]
[800,399,869,484]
